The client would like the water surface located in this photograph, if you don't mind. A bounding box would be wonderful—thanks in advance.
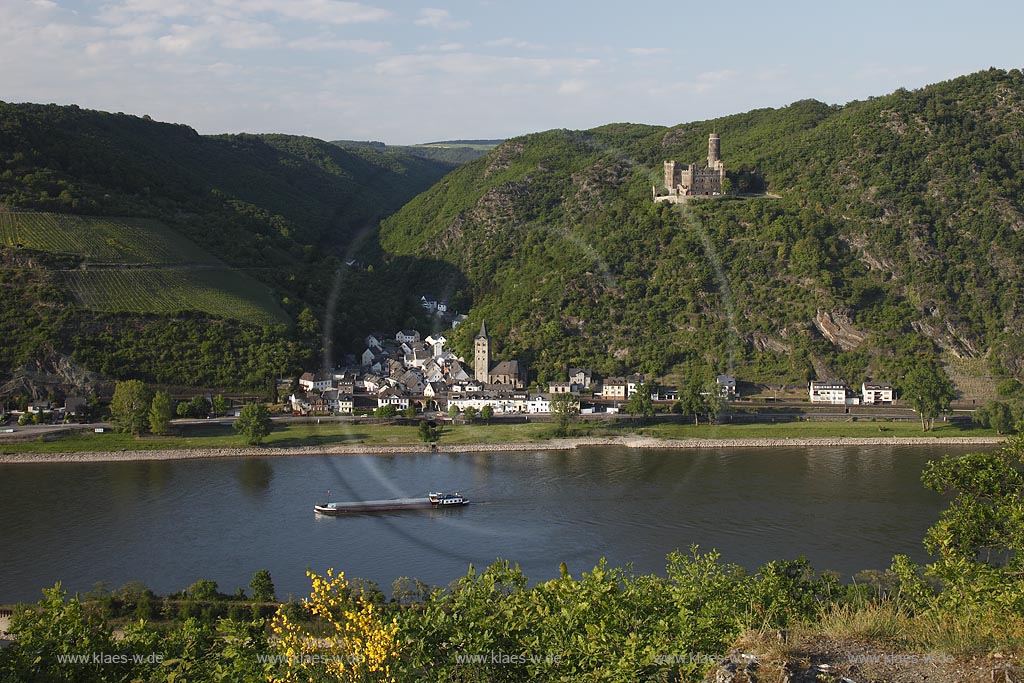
[0,445,985,603]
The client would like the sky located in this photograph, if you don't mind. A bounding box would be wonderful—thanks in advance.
[1,0,1022,144]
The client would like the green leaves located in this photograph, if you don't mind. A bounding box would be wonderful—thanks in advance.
[233,402,272,446]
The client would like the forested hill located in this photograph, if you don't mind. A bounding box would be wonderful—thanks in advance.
[380,68,1024,388]
[0,103,454,397]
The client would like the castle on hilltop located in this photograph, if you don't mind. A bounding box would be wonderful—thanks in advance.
[654,133,726,203]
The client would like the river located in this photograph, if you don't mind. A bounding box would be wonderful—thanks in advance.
[0,444,987,603]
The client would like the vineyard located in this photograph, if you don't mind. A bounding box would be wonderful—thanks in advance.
[0,210,287,326]
[0,212,218,265]
[63,269,287,326]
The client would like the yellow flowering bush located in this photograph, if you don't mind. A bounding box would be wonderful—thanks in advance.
[268,568,400,683]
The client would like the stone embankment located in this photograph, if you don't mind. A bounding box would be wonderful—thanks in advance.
[0,435,1004,465]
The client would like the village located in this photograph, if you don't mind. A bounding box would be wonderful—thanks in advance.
[287,296,898,419]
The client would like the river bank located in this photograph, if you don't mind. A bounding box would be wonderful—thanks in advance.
[0,434,1004,464]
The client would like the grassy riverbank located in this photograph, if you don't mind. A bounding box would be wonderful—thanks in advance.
[0,419,1001,456]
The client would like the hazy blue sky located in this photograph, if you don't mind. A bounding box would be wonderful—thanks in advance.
[1,0,1021,143]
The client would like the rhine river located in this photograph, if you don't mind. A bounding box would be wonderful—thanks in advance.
[0,444,989,603]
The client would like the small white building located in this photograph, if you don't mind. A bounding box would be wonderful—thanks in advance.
[568,367,592,388]
[809,380,850,405]
[600,377,628,400]
[377,389,409,410]
[396,329,421,344]
[527,393,552,413]
[298,372,334,392]
[862,382,895,404]
[716,374,737,399]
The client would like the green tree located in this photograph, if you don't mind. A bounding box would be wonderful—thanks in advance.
[550,393,579,437]
[463,406,478,422]
[374,404,398,418]
[448,404,461,419]
[1,584,116,681]
[626,381,654,421]
[148,390,174,435]
[212,394,228,417]
[188,394,211,419]
[903,364,955,431]
[418,420,441,443]
[403,405,418,418]
[176,400,190,418]
[233,403,273,445]
[480,404,494,423]
[249,569,275,602]
[986,400,1016,434]
[919,436,1024,610]
[703,378,722,425]
[110,379,153,436]
[186,578,220,601]
[680,376,704,425]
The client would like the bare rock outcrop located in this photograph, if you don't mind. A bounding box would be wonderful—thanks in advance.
[813,310,868,351]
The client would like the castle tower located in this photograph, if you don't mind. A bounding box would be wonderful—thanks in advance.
[663,160,677,192]
[474,321,490,383]
[708,133,721,169]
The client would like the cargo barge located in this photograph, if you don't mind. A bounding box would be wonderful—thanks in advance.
[314,491,468,515]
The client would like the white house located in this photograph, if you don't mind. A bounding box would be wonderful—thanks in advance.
[299,372,334,392]
[549,381,574,394]
[568,367,592,388]
[396,329,421,344]
[527,394,554,414]
[423,381,448,398]
[377,389,409,410]
[862,382,895,404]
[716,375,737,399]
[337,396,354,414]
[809,380,850,405]
[600,377,628,400]
[425,334,447,357]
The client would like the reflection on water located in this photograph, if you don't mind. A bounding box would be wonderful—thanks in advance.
[236,459,274,498]
[0,444,993,603]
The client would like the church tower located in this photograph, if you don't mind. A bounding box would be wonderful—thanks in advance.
[474,321,490,383]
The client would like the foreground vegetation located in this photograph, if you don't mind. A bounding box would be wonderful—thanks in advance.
[2,438,1023,682]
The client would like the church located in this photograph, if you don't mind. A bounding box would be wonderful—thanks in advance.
[474,321,526,389]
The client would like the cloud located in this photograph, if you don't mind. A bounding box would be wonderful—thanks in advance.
[483,37,543,50]
[414,8,469,30]
[375,52,598,79]
[99,0,392,25]
[626,47,669,56]
[558,79,587,95]
[154,19,281,53]
[288,37,390,53]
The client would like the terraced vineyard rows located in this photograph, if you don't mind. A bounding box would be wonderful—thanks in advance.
[0,211,218,265]
[63,269,287,326]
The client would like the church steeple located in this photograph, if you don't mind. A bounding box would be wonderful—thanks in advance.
[474,320,490,383]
